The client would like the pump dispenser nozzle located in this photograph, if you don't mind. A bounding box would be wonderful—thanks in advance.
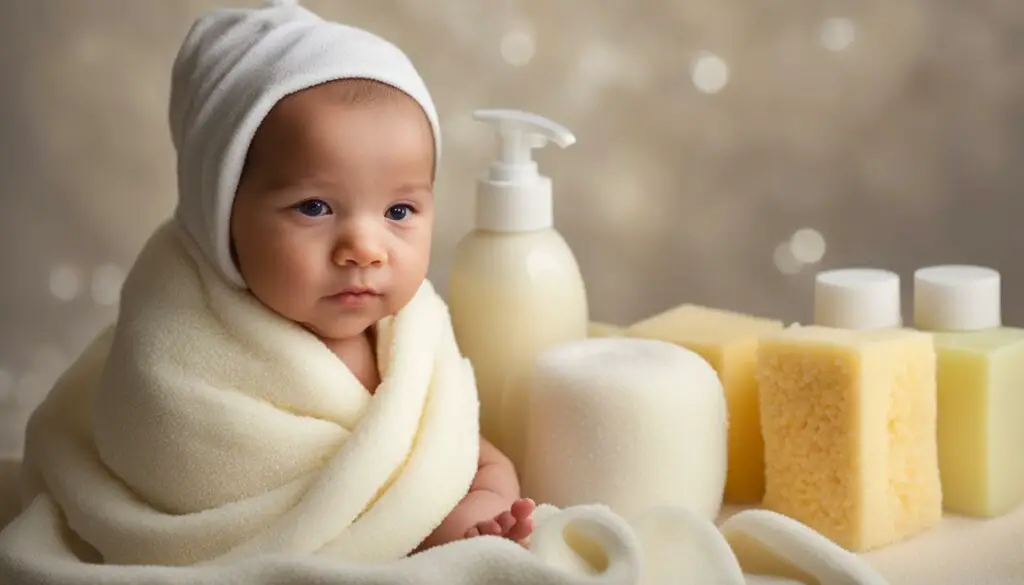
[473,109,575,182]
[472,109,575,232]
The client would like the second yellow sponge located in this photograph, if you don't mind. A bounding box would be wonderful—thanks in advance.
[756,325,942,552]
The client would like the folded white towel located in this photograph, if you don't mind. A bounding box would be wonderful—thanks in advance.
[720,510,888,585]
[620,504,888,585]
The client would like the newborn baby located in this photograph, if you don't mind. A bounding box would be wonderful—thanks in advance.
[231,76,534,549]
[10,0,533,568]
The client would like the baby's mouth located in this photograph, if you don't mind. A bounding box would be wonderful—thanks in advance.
[327,289,382,307]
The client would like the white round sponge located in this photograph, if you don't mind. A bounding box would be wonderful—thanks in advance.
[521,337,728,522]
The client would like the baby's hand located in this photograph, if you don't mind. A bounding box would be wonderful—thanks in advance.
[465,498,536,544]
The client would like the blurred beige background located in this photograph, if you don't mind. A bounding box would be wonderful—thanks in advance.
[0,0,1022,455]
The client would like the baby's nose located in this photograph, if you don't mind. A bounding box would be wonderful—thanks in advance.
[336,242,386,267]
[333,227,387,267]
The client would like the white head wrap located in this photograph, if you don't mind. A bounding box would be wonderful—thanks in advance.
[168,0,441,288]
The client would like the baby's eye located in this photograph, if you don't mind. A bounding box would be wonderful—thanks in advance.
[294,199,332,217]
[385,204,414,222]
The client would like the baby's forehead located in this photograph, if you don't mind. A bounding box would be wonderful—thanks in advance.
[240,81,436,187]
[253,80,427,145]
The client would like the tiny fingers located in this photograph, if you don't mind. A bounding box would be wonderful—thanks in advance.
[496,510,516,533]
[508,516,535,543]
[511,498,536,520]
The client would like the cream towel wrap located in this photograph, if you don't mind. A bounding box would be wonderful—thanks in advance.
[14,220,480,565]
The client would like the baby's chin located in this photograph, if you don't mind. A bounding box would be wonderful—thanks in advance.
[300,307,389,341]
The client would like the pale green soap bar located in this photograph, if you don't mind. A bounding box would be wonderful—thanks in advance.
[933,326,1024,517]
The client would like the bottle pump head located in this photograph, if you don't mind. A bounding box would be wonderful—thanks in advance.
[472,109,575,232]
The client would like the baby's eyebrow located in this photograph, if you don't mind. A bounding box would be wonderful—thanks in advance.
[257,172,331,193]
[396,183,433,197]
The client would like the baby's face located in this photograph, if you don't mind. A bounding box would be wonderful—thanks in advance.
[231,81,435,341]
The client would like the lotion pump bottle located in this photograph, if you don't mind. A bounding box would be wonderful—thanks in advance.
[448,109,588,473]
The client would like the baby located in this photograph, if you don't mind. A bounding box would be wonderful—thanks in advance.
[11,0,534,567]
[230,75,534,548]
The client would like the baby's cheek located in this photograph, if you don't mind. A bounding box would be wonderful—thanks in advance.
[246,256,320,317]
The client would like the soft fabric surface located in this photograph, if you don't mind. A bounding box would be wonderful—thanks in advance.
[0,498,644,585]
[3,468,1023,585]
[864,506,1024,585]
[170,0,441,287]
[0,480,888,585]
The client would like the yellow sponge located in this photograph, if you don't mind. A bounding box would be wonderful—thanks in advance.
[627,304,784,503]
[757,325,942,552]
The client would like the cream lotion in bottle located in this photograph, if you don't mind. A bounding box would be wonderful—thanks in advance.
[448,109,588,473]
